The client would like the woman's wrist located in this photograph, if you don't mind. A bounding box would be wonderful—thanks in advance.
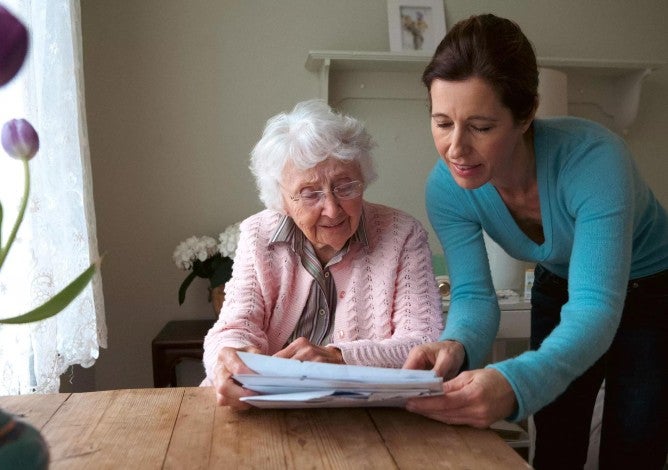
[327,346,345,364]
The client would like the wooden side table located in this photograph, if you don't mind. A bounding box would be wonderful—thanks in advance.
[151,319,215,387]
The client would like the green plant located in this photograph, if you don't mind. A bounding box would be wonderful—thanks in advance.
[172,222,240,305]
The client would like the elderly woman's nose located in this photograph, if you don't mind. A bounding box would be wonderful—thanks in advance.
[320,192,341,216]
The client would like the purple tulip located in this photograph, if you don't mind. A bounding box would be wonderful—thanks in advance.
[0,5,29,87]
[1,119,39,160]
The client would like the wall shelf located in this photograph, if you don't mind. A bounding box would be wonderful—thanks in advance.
[306,50,663,131]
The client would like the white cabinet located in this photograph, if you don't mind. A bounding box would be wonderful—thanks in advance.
[442,300,531,363]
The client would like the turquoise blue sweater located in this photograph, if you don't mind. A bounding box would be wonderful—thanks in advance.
[425,117,668,421]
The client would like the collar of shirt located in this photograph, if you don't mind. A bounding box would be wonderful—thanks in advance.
[270,211,368,348]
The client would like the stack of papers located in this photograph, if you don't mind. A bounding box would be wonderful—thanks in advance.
[234,352,443,409]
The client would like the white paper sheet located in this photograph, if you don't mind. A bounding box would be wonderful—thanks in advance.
[234,352,443,409]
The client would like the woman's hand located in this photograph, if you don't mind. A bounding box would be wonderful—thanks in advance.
[273,337,344,364]
[212,346,261,410]
[403,340,466,380]
[405,368,518,429]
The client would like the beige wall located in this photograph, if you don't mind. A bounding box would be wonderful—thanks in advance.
[78,0,668,391]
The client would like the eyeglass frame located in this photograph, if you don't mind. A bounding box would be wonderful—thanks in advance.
[283,180,364,206]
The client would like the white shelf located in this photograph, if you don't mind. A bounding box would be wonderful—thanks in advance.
[305,50,433,73]
[306,50,663,130]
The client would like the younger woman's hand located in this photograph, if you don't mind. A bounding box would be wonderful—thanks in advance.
[403,340,466,380]
[405,368,518,428]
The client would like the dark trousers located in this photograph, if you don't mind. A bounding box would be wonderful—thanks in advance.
[530,264,668,470]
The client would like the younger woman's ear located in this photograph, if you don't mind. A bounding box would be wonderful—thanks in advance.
[521,96,539,133]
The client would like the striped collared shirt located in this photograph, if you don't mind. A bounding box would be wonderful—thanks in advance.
[269,212,368,346]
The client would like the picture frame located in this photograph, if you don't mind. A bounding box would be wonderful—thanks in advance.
[387,0,446,54]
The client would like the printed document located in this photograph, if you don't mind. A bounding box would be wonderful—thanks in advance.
[234,352,443,408]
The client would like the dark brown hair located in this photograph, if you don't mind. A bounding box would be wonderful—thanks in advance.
[422,14,538,123]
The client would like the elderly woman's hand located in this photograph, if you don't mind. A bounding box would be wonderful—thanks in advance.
[213,346,261,409]
[403,340,466,380]
[274,337,345,364]
[404,368,517,429]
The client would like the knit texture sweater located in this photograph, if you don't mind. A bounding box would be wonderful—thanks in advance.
[425,117,668,421]
[202,202,443,380]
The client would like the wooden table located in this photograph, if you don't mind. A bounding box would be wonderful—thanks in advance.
[0,387,530,469]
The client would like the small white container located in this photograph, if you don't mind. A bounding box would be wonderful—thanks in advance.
[524,268,535,301]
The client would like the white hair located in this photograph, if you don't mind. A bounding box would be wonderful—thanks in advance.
[249,99,377,212]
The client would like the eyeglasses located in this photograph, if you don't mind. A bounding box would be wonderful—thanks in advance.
[287,180,364,207]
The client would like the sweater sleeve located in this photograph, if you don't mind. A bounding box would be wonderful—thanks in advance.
[425,161,500,369]
[202,214,272,380]
[329,207,444,368]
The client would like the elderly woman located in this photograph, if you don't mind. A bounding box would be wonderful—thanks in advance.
[202,99,443,408]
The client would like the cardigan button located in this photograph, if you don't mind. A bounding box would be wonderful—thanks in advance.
[339,290,345,298]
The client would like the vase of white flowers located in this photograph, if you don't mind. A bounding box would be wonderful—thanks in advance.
[173,222,241,313]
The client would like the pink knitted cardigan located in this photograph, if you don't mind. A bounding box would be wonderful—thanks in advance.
[202,202,443,380]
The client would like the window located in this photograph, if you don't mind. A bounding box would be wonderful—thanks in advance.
[0,0,106,394]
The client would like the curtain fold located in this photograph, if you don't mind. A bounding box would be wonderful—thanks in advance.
[0,0,106,394]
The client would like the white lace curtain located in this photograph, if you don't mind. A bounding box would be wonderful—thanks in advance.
[0,0,106,394]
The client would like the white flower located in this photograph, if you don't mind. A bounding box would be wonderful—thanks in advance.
[218,222,241,260]
[172,235,218,270]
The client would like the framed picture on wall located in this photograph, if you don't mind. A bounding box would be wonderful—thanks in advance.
[387,0,446,54]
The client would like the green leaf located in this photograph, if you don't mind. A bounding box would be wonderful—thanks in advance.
[178,270,199,305]
[210,256,233,288]
[0,260,99,324]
